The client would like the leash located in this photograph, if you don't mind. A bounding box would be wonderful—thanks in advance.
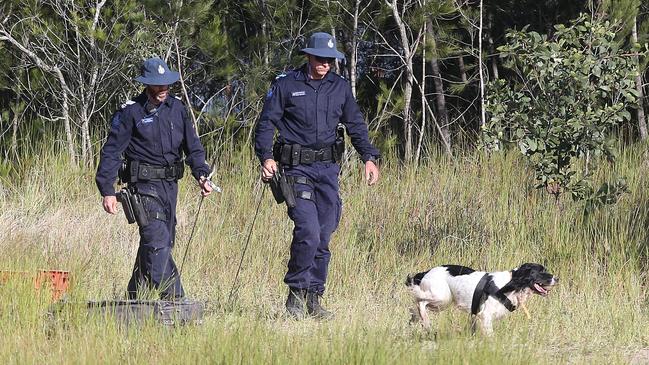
[471,274,491,315]
[178,155,221,277]
[178,186,207,278]
[471,273,516,315]
[226,182,267,306]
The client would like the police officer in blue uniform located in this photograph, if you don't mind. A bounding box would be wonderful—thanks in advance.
[255,32,380,319]
[96,57,213,300]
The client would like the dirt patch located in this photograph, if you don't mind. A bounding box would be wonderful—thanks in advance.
[631,349,649,365]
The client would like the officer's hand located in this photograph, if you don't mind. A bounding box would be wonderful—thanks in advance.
[102,195,119,214]
[261,159,278,182]
[365,160,379,186]
[199,176,214,197]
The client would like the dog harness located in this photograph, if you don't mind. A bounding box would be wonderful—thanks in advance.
[471,273,516,315]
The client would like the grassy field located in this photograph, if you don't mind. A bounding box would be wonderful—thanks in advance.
[0,145,648,364]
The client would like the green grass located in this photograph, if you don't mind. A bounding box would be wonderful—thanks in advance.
[0,145,647,364]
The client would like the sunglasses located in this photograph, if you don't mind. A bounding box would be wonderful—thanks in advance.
[314,56,336,64]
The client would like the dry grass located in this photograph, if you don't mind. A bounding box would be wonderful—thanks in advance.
[0,146,647,364]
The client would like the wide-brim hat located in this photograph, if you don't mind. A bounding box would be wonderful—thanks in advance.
[134,57,180,85]
[300,32,345,60]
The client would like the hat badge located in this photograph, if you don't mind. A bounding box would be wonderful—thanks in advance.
[327,39,334,48]
[157,65,165,74]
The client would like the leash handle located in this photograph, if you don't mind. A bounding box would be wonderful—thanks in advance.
[206,180,222,193]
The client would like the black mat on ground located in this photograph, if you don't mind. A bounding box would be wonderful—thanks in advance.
[50,300,205,326]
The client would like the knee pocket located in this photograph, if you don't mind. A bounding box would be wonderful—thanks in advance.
[139,219,170,248]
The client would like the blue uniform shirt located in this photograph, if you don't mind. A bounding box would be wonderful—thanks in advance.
[255,64,380,163]
[96,92,211,197]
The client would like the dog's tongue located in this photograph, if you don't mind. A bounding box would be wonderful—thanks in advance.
[534,283,548,295]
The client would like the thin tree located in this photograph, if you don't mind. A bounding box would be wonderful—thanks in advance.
[632,16,648,140]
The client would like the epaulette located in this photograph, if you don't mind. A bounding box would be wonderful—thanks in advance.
[333,72,347,81]
[120,100,136,109]
[174,95,182,100]
[275,73,287,80]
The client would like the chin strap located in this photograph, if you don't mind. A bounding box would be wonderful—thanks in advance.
[471,273,516,315]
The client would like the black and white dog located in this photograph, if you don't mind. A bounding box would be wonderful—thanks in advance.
[406,263,558,335]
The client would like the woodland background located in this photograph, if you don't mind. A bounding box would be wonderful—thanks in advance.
[0,0,647,169]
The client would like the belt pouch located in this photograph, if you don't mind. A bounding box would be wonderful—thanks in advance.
[128,160,139,183]
[290,144,301,166]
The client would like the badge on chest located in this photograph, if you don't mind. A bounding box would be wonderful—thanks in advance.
[138,116,155,126]
[291,91,306,97]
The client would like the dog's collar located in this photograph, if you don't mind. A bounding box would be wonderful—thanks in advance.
[471,273,516,315]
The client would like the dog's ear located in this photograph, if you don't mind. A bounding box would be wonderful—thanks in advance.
[511,264,537,285]
[516,263,544,275]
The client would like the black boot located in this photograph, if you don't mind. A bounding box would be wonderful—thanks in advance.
[285,287,307,319]
[306,291,334,320]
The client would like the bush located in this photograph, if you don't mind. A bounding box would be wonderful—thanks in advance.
[482,14,641,208]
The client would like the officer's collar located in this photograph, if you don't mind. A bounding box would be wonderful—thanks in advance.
[297,64,335,83]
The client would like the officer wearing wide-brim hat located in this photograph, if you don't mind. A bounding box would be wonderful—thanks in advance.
[299,32,346,60]
[135,57,181,85]
[255,32,381,320]
[96,57,214,300]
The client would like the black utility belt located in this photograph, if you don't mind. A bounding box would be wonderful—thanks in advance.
[120,160,184,183]
[274,144,338,166]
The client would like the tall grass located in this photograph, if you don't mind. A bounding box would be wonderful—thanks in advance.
[0,143,647,364]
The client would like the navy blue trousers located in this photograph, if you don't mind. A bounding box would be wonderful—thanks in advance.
[284,162,342,294]
[126,180,184,299]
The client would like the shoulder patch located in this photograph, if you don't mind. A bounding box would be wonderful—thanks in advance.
[266,84,277,100]
[275,73,287,80]
[110,112,123,128]
[120,100,136,109]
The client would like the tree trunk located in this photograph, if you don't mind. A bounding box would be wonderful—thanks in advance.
[415,21,426,164]
[257,0,270,66]
[11,102,19,159]
[487,11,499,80]
[76,0,105,167]
[331,24,340,74]
[387,0,414,162]
[59,74,75,164]
[74,20,88,165]
[350,0,361,97]
[458,55,468,84]
[424,17,451,156]
[404,73,414,162]
[632,18,648,140]
[430,57,451,154]
[262,20,269,66]
[478,0,486,130]
[81,108,91,166]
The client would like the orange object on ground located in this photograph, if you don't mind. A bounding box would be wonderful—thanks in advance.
[0,270,71,301]
[35,270,71,301]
